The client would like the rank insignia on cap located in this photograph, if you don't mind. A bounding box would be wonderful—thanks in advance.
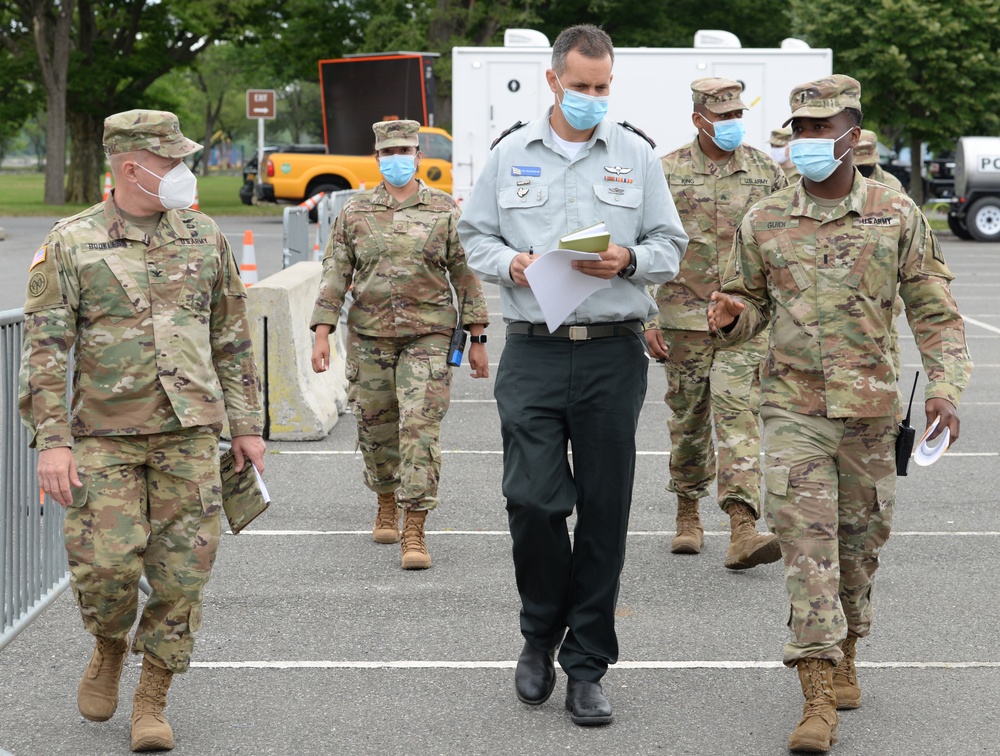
[29,246,46,270]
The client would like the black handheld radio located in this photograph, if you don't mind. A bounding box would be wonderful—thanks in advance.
[895,371,919,476]
[447,294,468,367]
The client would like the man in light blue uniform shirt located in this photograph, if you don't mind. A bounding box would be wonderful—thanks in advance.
[458,24,687,727]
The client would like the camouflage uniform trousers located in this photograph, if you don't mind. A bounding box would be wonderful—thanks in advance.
[346,330,452,511]
[65,427,223,673]
[760,406,896,667]
[661,328,769,515]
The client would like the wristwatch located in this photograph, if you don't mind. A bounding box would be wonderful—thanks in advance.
[617,247,637,279]
[468,334,487,344]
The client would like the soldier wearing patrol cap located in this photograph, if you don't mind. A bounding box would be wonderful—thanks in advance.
[768,126,801,183]
[19,109,265,751]
[311,119,489,571]
[708,75,972,752]
[648,77,786,570]
[854,128,904,192]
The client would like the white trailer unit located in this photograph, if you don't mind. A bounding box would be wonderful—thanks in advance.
[451,30,832,199]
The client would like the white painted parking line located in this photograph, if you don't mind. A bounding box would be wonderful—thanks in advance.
[964,316,1000,335]
[191,660,1000,670]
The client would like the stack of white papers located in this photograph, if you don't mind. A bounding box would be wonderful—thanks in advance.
[523,250,612,333]
[913,416,950,466]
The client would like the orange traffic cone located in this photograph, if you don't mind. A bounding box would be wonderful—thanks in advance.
[359,182,366,191]
[191,185,200,211]
[299,192,325,213]
[312,239,322,262]
[240,230,258,286]
[102,172,112,201]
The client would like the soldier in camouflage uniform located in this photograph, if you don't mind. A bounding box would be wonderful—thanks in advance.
[769,126,801,184]
[647,78,786,569]
[708,76,972,752]
[855,129,904,192]
[18,109,265,752]
[311,119,489,570]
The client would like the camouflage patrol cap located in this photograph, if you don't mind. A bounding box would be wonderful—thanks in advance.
[783,74,862,126]
[691,77,746,114]
[855,129,879,165]
[373,119,420,150]
[103,109,202,158]
[769,126,793,148]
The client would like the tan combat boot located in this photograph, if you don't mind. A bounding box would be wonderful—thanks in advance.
[401,509,432,570]
[78,635,129,721]
[373,491,401,544]
[131,655,175,752]
[724,501,782,570]
[788,658,838,753]
[832,635,861,710]
[670,496,703,554]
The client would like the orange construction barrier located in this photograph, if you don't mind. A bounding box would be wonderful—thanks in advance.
[191,185,200,211]
[102,172,112,201]
[240,230,259,286]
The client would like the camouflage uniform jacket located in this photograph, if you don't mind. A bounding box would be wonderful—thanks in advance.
[19,197,263,451]
[657,139,787,330]
[870,164,904,193]
[715,170,971,418]
[311,180,489,336]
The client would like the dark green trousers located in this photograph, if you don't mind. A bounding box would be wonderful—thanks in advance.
[494,330,648,681]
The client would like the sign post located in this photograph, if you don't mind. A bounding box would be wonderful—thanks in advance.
[246,90,277,188]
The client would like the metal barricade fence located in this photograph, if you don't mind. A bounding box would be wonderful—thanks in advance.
[315,189,360,260]
[1,308,69,652]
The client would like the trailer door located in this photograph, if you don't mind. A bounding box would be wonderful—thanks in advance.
[489,61,546,144]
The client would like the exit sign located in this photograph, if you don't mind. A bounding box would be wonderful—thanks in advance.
[246,90,276,119]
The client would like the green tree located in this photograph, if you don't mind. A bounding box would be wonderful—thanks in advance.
[789,0,1000,204]
[534,0,791,49]
[1,0,74,204]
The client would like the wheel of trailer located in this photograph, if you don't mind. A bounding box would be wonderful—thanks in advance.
[306,180,350,222]
[967,197,1000,242]
[947,213,972,240]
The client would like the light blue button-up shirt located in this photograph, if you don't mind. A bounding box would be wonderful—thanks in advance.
[458,110,688,325]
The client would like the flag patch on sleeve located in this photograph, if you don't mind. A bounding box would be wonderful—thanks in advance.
[29,246,46,270]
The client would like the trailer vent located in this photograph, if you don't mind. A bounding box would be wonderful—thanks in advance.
[504,29,550,48]
[693,30,741,49]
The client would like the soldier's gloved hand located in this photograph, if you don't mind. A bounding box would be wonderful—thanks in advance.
[37,446,81,508]
[924,398,960,445]
[645,328,669,361]
[708,291,745,331]
[232,435,267,474]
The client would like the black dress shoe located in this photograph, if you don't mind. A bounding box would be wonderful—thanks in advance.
[514,641,556,705]
[565,678,613,726]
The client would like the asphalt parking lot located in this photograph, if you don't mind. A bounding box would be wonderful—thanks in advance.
[1,227,997,755]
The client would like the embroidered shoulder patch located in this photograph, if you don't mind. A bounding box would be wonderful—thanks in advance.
[29,246,46,270]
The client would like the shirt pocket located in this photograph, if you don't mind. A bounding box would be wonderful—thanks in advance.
[177,246,218,314]
[593,183,643,242]
[498,185,550,250]
[85,254,150,323]
[761,232,811,305]
[846,229,895,302]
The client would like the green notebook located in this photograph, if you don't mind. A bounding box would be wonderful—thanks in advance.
[558,221,610,253]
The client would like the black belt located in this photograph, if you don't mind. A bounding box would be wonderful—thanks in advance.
[506,321,643,340]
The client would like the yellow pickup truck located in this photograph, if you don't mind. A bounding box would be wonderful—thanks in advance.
[255,126,453,206]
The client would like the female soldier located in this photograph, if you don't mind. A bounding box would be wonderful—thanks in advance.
[311,119,489,570]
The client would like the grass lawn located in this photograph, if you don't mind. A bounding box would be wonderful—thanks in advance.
[0,171,284,217]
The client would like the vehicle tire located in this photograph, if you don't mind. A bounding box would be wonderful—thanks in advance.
[305,180,350,222]
[947,213,973,240]
[967,197,1000,242]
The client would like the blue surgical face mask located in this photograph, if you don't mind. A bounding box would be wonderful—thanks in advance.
[702,116,745,152]
[556,75,609,131]
[378,154,417,187]
[789,128,854,182]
